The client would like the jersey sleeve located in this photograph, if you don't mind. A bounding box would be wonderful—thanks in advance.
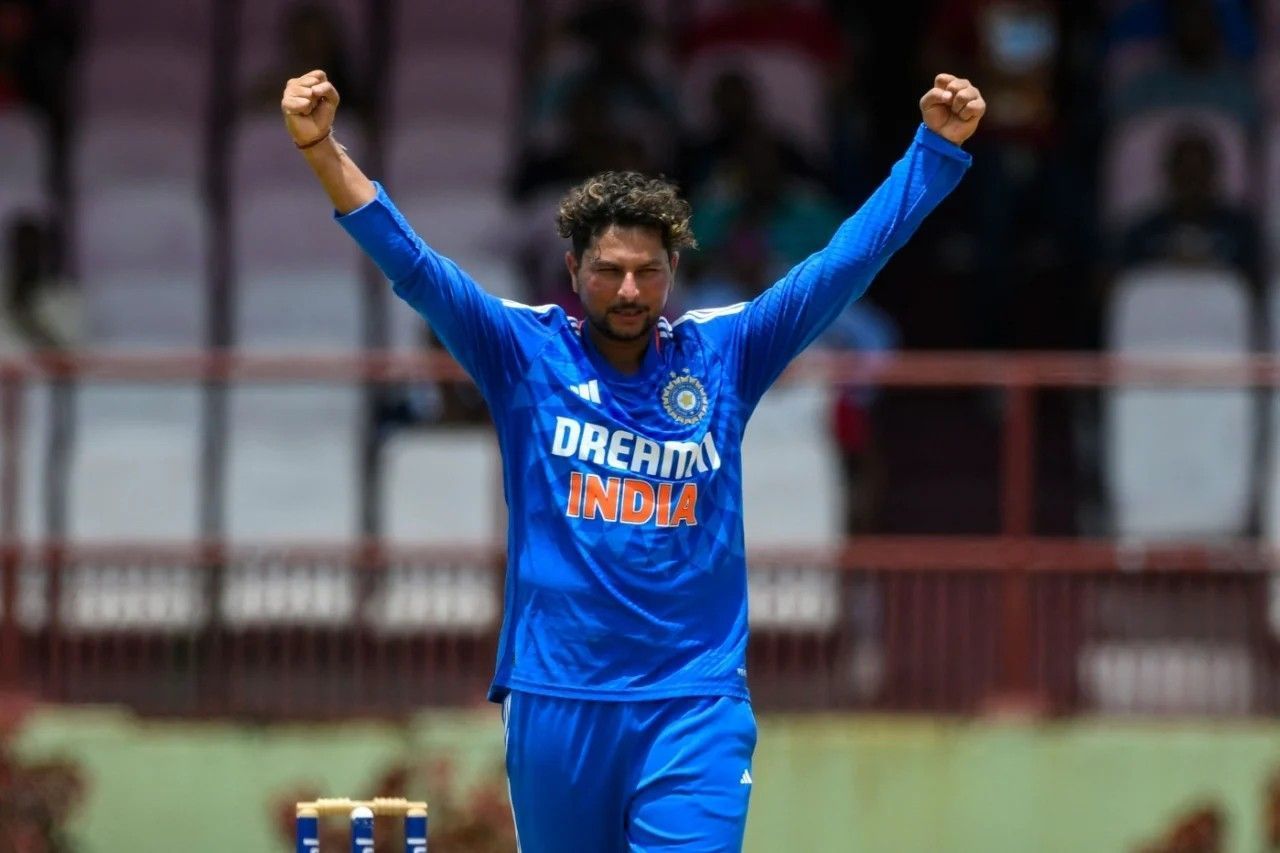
[730,124,971,408]
[336,183,555,401]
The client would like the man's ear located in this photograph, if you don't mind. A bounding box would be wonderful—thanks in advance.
[669,251,680,287]
[564,250,580,294]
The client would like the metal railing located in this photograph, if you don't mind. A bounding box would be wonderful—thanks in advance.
[0,350,1276,718]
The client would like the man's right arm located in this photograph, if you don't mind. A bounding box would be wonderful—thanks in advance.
[281,69,375,214]
[282,70,553,400]
[300,133,376,214]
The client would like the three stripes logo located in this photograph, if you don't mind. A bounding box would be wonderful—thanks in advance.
[570,380,601,404]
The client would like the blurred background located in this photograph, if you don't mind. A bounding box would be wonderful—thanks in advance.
[2,0,1280,850]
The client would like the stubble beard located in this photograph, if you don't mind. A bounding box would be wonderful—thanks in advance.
[587,307,657,342]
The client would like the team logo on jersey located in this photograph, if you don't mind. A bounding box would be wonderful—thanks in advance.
[661,370,708,425]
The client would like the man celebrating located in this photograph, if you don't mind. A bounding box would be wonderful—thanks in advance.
[283,70,983,852]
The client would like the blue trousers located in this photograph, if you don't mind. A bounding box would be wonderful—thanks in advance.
[503,690,757,852]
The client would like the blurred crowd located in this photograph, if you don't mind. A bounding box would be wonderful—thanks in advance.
[0,0,1273,537]
[496,0,1270,536]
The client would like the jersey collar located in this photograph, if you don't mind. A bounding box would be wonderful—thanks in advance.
[580,321,667,385]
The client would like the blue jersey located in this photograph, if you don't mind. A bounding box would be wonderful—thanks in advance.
[338,124,971,703]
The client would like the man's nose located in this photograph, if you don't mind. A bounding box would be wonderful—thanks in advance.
[619,273,640,300]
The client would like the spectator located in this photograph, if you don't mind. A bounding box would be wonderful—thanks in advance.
[1115,128,1259,286]
[675,211,770,313]
[685,130,843,307]
[1105,0,1255,63]
[1101,0,1254,92]
[0,214,78,353]
[675,70,830,202]
[678,117,893,533]
[922,0,1059,142]
[920,0,1089,348]
[677,0,856,199]
[243,2,367,122]
[1109,0,1258,129]
[510,86,656,313]
[821,299,899,535]
[663,66,889,533]
[522,0,678,173]
[511,78,654,204]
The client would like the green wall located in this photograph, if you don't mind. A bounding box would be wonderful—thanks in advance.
[13,708,1280,852]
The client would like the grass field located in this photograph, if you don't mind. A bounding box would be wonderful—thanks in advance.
[12,707,1280,852]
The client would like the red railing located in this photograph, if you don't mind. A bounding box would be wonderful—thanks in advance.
[0,351,1277,718]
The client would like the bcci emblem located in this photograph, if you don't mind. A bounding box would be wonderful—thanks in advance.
[661,370,708,425]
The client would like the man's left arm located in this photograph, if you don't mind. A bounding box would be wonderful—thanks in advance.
[734,74,985,407]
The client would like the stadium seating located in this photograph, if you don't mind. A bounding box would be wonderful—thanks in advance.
[79,273,204,347]
[16,383,52,541]
[79,42,209,122]
[1258,285,1280,544]
[1102,107,1252,229]
[388,50,518,127]
[74,117,203,189]
[230,117,369,348]
[76,186,206,278]
[1101,39,1165,96]
[75,188,207,345]
[383,428,500,544]
[396,193,520,273]
[73,20,209,347]
[386,119,513,196]
[1103,263,1256,539]
[392,0,520,53]
[68,386,203,540]
[226,386,362,540]
[19,561,207,632]
[233,186,361,276]
[231,113,354,193]
[1265,120,1280,272]
[742,383,843,630]
[238,0,369,86]
[365,558,500,632]
[1078,639,1255,715]
[236,271,364,350]
[0,108,49,221]
[1089,254,1263,713]
[87,0,212,46]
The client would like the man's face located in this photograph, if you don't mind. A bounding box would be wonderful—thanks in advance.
[567,225,677,343]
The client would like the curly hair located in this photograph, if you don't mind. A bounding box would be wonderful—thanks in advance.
[556,171,697,259]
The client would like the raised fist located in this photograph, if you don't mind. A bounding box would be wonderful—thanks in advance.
[281,69,339,148]
[919,74,985,145]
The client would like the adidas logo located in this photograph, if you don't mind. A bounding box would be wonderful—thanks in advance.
[739,769,752,785]
[570,380,601,403]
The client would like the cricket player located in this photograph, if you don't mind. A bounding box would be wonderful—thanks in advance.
[283,69,984,852]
